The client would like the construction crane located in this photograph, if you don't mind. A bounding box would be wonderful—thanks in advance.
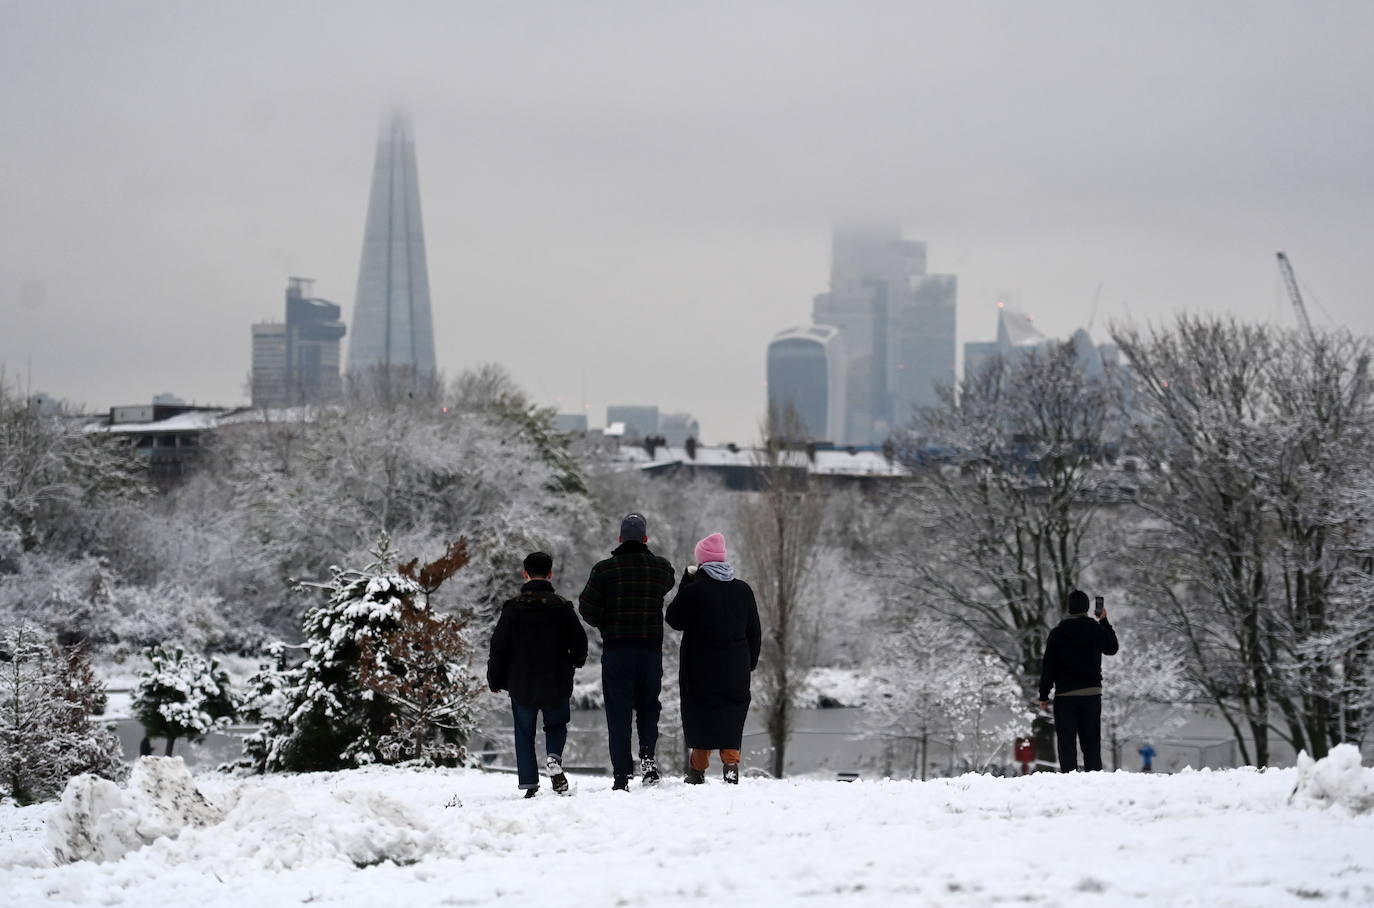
[1086,282,1104,334]
[1278,251,1370,402]
[1276,251,1314,339]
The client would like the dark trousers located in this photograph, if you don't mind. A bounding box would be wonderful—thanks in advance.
[601,648,662,778]
[1053,694,1103,772]
[511,698,570,790]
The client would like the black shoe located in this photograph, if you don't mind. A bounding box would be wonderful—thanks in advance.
[684,767,705,785]
[612,775,630,791]
[723,763,740,784]
[523,787,538,799]
[547,756,570,795]
[640,755,661,786]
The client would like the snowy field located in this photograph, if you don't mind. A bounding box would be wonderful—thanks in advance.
[3,752,1373,907]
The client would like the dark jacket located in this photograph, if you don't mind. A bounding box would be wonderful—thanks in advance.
[1038,613,1120,701]
[665,570,762,750]
[577,541,675,650]
[487,580,589,708]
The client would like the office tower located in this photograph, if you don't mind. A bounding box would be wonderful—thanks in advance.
[347,113,437,374]
[659,412,701,446]
[766,325,846,442]
[250,278,347,408]
[285,277,346,402]
[553,413,589,433]
[812,224,957,444]
[251,322,288,408]
[962,305,1046,382]
[606,405,660,442]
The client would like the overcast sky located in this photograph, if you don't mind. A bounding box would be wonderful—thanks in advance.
[3,1,1372,443]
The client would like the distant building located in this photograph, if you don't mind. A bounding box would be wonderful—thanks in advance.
[659,412,700,446]
[963,305,1046,381]
[285,278,345,402]
[963,305,1134,426]
[27,392,61,416]
[766,325,846,441]
[606,405,660,443]
[251,322,288,408]
[811,224,957,444]
[348,112,437,375]
[95,401,241,484]
[250,278,346,408]
[553,413,588,433]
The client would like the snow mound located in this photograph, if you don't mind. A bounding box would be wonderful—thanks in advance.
[46,758,442,870]
[1292,743,1374,813]
[47,757,224,863]
[144,783,441,870]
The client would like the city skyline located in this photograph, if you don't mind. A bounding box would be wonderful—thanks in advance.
[3,3,1373,445]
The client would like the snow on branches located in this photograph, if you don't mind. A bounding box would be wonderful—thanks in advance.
[132,644,236,756]
[239,537,482,773]
[0,625,125,804]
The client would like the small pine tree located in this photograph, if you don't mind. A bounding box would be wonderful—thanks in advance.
[0,624,126,804]
[132,644,236,756]
[246,536,484,772]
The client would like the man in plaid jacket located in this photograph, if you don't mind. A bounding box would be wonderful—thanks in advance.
[578,512,676,790]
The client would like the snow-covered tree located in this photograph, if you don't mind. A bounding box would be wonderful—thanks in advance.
[886,341,1124,686]
[0,624,125,804]
[1100,635,1192,770]
[245,537,484,772]
[866,618,1032,778]
[1113,316,1374,762]
[738,404,825,778]
[132,644,236,756]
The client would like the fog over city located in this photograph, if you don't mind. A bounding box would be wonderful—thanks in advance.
[3,0,1372,442]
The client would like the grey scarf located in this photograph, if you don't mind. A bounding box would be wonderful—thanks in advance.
[701,561,735,582]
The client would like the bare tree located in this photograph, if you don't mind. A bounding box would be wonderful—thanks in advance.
[1112,316,1374,762]
[736,404,823,778]
[886,342,1123,684]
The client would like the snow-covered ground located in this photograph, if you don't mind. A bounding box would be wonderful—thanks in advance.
[3,752,1372,907]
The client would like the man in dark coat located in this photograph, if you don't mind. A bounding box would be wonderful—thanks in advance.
[577,512,676,790]
[488,551,588,797]
[665,532,761,785]
[1037,589,1120,772]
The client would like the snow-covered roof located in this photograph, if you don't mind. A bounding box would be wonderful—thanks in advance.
[612,444,908,478]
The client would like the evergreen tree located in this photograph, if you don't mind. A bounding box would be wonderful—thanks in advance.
[132,644,236,756]
[0,624,125,804]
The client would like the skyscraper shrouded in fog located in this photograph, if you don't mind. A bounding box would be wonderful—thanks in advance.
[766,325,846,442]
[810,224,957,444]
[347,113,437,375]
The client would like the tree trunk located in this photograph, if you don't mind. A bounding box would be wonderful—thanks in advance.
[164,735,177,757]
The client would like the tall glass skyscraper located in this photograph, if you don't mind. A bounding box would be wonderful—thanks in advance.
[347,113,437,374]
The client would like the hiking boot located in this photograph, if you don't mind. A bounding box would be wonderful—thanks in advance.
[684,766,706,785]
[523,787,538,799]
[547,755,570,795]
[723,763,740,784]
[612,775,630,791]
[640,755,661,786]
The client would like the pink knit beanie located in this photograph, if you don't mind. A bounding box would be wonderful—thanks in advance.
[694,532,728,564]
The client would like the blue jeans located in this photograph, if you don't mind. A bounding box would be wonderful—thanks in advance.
[511,698,570,790]
[601,648,662,778]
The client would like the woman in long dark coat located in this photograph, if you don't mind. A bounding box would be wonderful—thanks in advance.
[665,532,762,784]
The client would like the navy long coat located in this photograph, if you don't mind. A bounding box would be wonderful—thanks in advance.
[665,571,762,750]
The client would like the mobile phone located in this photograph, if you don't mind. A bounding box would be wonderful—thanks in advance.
[1093,596,1105,617]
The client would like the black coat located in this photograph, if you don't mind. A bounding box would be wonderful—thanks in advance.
[665,570,762,750]
[1038,614,1120,700]
[487,580,589,708]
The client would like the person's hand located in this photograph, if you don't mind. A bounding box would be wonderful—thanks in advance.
[1037,700,1050,711]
